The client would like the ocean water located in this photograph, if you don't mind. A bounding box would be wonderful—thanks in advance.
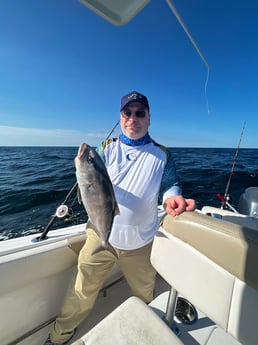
[0,146,258,241]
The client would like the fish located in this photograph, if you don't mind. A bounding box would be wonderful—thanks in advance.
[74,143,119,258]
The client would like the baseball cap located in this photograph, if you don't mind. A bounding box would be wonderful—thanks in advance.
[120,91,150,111]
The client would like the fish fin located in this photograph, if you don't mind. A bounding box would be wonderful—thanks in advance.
[91,242,118,259]
[115,203,120,216]
[77,187,82,204]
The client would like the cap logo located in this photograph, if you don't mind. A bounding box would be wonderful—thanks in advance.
[128,93,141,100]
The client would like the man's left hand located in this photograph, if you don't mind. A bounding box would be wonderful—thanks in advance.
[163,195,196,216]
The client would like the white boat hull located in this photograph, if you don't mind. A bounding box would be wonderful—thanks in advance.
[0,224,124,345]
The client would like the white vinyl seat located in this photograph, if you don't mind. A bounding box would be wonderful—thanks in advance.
[151,211,258,345]
[73,296,183,345]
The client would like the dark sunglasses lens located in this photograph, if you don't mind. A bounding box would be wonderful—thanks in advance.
[135,111,146,118]
[123,110,146,118]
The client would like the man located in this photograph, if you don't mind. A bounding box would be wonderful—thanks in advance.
[44,91,195,345]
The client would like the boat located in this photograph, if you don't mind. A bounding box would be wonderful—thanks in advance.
[1,1,258,345]
[1,184,258,345]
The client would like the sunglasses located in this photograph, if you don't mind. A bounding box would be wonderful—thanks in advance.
[121,109,147,118]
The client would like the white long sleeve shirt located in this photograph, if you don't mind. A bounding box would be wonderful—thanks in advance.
[98,136,181,250]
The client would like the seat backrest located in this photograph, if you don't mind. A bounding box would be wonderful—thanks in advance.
[151,211,258,345]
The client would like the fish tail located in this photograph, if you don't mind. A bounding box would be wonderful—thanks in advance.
[91,242,118,259]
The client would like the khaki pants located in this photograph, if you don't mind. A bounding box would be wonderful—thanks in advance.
[50,225,156,343]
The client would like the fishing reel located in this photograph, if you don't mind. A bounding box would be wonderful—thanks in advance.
[55,204,73,219]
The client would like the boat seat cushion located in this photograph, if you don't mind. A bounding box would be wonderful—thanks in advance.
[73,296,183,345]
[160,211,258,291]
[151,211,258,344]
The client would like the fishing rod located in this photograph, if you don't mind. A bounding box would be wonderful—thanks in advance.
[105,120,120,141]
[38,120,120,241]
[219,121,246,211]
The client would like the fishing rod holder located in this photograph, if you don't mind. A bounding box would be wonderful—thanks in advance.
[175,297,198,325]
[164,288,197,331]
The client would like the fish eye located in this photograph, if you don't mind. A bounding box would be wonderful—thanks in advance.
[87,156,94,164]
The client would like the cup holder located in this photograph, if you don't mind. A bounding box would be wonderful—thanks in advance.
[175,297,198,324]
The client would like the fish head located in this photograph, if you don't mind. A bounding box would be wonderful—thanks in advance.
[75,142,108,177]
[74,143,96,171]
[76,142,91,160]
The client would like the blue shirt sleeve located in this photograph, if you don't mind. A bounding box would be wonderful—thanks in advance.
[160,154,182,202]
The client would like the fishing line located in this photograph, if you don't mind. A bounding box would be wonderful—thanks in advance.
[204,68,210,115]
[221,120,246,208]
[166,0,210,114]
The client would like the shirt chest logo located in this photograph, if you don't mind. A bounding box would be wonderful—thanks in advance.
[126,153,137,161]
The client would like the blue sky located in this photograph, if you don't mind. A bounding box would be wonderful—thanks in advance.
[0,0,257,148]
